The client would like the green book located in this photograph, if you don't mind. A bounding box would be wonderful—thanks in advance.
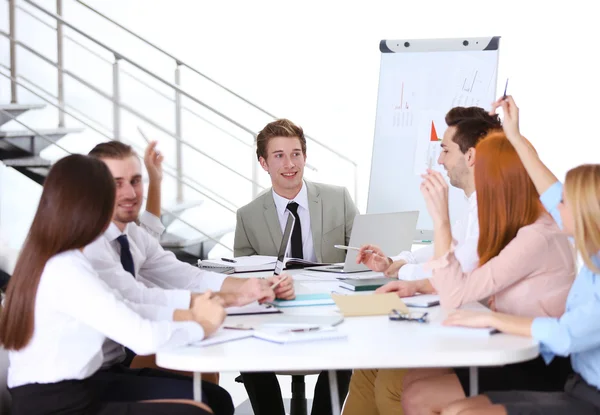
[338,277,398,292]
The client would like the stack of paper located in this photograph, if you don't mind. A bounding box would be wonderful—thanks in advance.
[272,294,335,307]
[403,294,441,308]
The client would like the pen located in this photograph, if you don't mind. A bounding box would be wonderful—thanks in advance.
[289,326,321,332]
[137,126,152,144]
[270,274,289,290]
[221,258,236,263]
[223,325,253,331]
[502,78,509,100]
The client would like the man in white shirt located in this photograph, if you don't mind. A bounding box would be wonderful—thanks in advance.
[234,119,358,415]
[357,106,502,281]
[0,230,18,290]
[344,107,502,415]
[83,140,293,413]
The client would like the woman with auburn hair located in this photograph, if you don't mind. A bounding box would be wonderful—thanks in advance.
[374,132,576,415]
[0,154,226,415]
[441,97,600,415]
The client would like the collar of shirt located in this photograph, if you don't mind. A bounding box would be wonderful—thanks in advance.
[272,180,309,217]
[104,221,126,243]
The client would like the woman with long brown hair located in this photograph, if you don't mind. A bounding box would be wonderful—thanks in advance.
[0,154,225,415]
[373,131,576,415]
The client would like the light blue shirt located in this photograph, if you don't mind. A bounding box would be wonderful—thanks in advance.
[531,181,600,389]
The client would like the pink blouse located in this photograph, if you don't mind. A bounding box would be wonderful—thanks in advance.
[429,214,576,317]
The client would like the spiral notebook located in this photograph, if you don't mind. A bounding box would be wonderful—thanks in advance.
[196,262,235,274]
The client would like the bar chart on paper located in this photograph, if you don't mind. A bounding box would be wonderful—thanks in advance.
[451,58,496,108]
[413,112,445,176]
[392,81,415,128]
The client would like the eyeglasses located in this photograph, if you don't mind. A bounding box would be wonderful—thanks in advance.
[389,309,429,323]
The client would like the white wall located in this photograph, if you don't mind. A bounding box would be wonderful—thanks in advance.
[0,162,42,251]
[78,0,600,210]
[1,0,599,243]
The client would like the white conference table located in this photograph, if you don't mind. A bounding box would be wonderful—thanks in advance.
[157,270,539,414]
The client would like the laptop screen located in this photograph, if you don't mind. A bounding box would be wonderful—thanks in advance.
[274,213,295,276]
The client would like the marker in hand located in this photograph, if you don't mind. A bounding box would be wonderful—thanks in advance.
[137,126,152,143]
[502,78,509,100]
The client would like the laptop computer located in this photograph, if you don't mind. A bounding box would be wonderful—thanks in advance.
[305,211,419,274]
[273,213,295,276]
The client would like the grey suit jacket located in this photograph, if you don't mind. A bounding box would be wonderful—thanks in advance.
[234,181,359,263]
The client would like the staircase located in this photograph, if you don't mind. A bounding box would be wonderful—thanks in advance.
[0,104,81,184]
[1,0,358,260]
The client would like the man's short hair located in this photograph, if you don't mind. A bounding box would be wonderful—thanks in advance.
[256,119,307,161]
[88,141,137,160]
[445,107,502,154]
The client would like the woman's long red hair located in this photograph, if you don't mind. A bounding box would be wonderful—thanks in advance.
[475,132,544,265]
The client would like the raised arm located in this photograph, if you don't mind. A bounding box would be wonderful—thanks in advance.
[143,140,163,218]
[420,170,453,260]
[491,96,558,195]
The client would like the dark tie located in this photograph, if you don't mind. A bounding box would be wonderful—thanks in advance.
[286,202,304,259]
[116,234,135,277]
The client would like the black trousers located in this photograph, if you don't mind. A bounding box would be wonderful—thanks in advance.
[455,355,573,396]
[241,370,352,415]
[89,363,234,415]
[9,379,210,415]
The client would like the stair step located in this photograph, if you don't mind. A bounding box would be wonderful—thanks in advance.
[3,156,52,168]
[0,127,83,156]
[0,127,83,139]
[0,103,46,111]
[0,104,46,127]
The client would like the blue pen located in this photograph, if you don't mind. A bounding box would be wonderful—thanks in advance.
[503,78,509,99]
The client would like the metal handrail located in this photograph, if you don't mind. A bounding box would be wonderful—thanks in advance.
[0,98,234,253]
[0,30,265,191]
[74,0,358,166]
[14,3,255,150]
[5,0,358,249]
[0,108,71,155]
[24,0,256,136]
[0,67,240,214]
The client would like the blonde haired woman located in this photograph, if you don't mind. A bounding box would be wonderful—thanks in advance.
[442,96,600,415]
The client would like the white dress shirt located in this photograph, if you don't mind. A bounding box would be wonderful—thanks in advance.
[392,192,480,280]
[8,250,204,388]
[83,217,227,366]
[0,230,18,274]
[272,181,317,262]
[138,210,166,240]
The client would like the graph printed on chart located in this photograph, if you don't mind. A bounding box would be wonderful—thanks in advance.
[451,62,496,108]
[413,112,446,176]
[392,81,415,128]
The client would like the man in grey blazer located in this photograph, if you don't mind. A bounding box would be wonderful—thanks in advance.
[235,119,358,415]
[234,180,357,263]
